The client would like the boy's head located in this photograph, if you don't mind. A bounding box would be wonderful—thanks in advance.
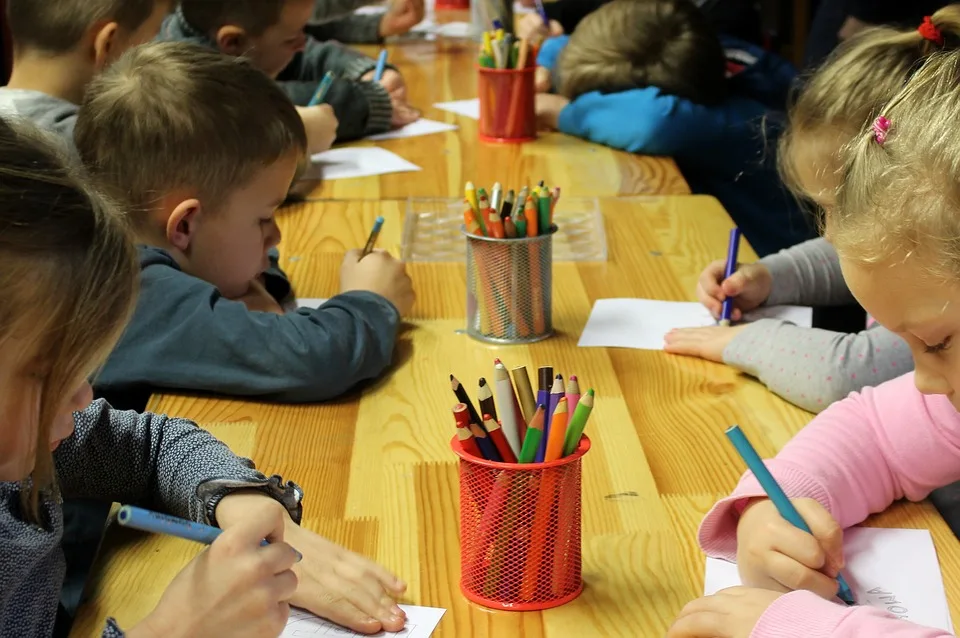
[556,0,726,104]
[180,0,312,78]
[75,41,308,299]
[7,0,170,68]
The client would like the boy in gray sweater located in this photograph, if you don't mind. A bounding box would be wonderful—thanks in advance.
[75,41,415,412]
[159,0,420,142]
[0,0,171,148]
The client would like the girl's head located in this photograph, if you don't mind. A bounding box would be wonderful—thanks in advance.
[831,49,960,406]
[780,6,960,211]
[0,118,137,512]
[555,0,726,104]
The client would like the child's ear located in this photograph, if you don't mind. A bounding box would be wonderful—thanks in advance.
[166,199,203,252]
[91,21,121,71]
[216,26,249,56]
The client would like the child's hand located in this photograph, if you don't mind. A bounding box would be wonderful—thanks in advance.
[663,324,748,362]
[667,587,783,637]
[535,93,570,130]
[534,66,552,93]
[390,99,421,129]
[379,0,425,37]
[340,248,416,316]
[362,68,407,101]
[297,105,339,154]
[517,14,564,41]
[234,276,284,314]
[737,498,845,599]
[697,259,772,321]
[135,504,299,638]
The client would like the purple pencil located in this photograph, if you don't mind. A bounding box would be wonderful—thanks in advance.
[537,374,564,463]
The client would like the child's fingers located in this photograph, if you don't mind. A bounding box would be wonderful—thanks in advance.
[763,552,840,599]
[335,560,404,622]
[267,567,301,602]
[257,542,302,576]
[720,269,751,297]
[349,553,407,594]
[793,498,844,572]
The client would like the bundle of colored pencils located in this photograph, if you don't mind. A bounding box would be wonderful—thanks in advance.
[450,360,593,464]
[463,181,559,239]
[479,29,534,70]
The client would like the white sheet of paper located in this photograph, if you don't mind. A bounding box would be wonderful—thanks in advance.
[282,605,446,637]
[433,98,480,120]
[296,298,329,310]
[704,527,953,632]
[366,118,458,141]
[577,298,813,350]
[310,147,422,181]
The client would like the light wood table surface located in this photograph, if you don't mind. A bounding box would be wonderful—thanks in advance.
[304,39,690,200]
[72,196,960,637]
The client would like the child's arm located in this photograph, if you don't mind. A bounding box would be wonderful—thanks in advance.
[55,400,303,524]
[761,238,857,307]
[536,35,570,73]
[722,322,911,413]
[309,0,382,23]
[307,14,384,43]
[697,373,960,561]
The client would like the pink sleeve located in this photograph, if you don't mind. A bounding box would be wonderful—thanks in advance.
[752,590,954,637]
[699,373,960,560]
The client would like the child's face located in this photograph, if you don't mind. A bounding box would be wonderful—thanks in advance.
[0,330,93,482]
[841,255,960,411]
[243,0,312,78]
[178,153,298,300]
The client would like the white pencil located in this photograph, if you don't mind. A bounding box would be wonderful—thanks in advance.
[493,359,523,457]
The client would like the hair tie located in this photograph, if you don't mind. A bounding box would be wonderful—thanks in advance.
[918,16,944,46]
[873,116,891,145]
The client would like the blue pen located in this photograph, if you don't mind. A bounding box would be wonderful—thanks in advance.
[361,215,385,258]
[534,0,549,25]
[373,49,388,82]
[117,505,302,561]
[492,18,503,30]
[725,426,856,606]
[307,71,335,107]
[719,227,742,326]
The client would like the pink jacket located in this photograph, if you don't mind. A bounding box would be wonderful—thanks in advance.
[698,373,960,636]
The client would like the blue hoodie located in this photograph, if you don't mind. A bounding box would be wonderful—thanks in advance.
[538,35,812,256]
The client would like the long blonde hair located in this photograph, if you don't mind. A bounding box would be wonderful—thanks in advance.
[0,118,138,520]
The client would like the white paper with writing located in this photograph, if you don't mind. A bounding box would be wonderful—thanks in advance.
[282,605,445,637]
[704,527,953,632]
[577,298,812,350]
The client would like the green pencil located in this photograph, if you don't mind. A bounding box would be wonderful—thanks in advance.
[518,405,545,463]
[536,187,551,235]
[561,389,594,456]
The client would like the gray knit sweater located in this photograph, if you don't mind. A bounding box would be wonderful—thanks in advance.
[0,400,303,637]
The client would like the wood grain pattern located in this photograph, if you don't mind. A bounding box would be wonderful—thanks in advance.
[71,197,960,636]
[302,41,690,199]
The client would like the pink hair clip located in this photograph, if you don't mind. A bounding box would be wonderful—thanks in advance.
[873,116,891,145]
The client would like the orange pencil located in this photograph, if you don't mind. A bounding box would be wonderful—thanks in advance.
[486,209,505,238]
[454,403,483,458]
[483,415,518,463]
[543,397,568,462]
[523,196,538,237]
[463,201,483,236]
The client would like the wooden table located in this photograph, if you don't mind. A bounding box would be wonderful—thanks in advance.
[72,196,960,636]
[305,40,690,200]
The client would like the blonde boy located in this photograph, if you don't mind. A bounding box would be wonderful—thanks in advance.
[0,0,170,145]
[75,41,415,411]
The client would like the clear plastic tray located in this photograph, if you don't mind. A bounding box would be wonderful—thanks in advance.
[401,197,607,262]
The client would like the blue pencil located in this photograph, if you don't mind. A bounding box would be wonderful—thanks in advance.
[117,505,302,560]
[719,228,742,326]
[361,215,385,258]
[307,71,336,107]
[534,0,549,25]
[373,49,388,82]
[725,426,856,606]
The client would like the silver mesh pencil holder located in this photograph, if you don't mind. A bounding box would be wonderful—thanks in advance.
[463,225,556,344]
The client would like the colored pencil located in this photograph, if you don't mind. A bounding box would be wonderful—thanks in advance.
[536,186,551,234]
[544,397,569,462]
[478,377,498,424]
[470,422,502,462]
[360,215,384,258]
[504,217,518,238]
[454,403,483,458]
[511,366,537,429]
[464,201,483,236]
[307,71,335,107]
[565,375,581,412]
[493,360,523,457]
[518,405,545,463]
[491,182,503,214]
[373,49,388,82]
[523,195,539,237]
[719,228,742,326]
[725,425,856,605]
[486,209,505,239]
[465,181,479,214]
[483,415,518,463]
[501,189,515,221]
[534,0,549,25]
[450,374,486,433]
[537,374,564,463]
[536,366,552,416]
[562,389,593,456]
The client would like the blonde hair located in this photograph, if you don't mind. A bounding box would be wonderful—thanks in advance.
[181,0,286,37]
[556,0,726,104]
[6,0,162,53]
[779,5,960,201]
[0,118,138,521]
[832,49,960,278]
[74,41,307,226]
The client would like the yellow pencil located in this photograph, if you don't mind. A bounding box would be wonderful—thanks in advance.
[465,181,479,214]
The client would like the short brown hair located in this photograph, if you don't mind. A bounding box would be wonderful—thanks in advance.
[181,0,286,37]
[0,117,138,521]
[75,41,307,224]
[556,0,726,104]
[6,0,160,53]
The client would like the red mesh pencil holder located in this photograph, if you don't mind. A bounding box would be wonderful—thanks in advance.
[451,435,590,610]
[478,66,536,143]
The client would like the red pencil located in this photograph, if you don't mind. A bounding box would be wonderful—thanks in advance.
[483,415,518,463]
[454,403,482,458]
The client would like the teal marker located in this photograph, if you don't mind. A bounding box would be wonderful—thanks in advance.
[373,49,388,82]
[307,71,335,107]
